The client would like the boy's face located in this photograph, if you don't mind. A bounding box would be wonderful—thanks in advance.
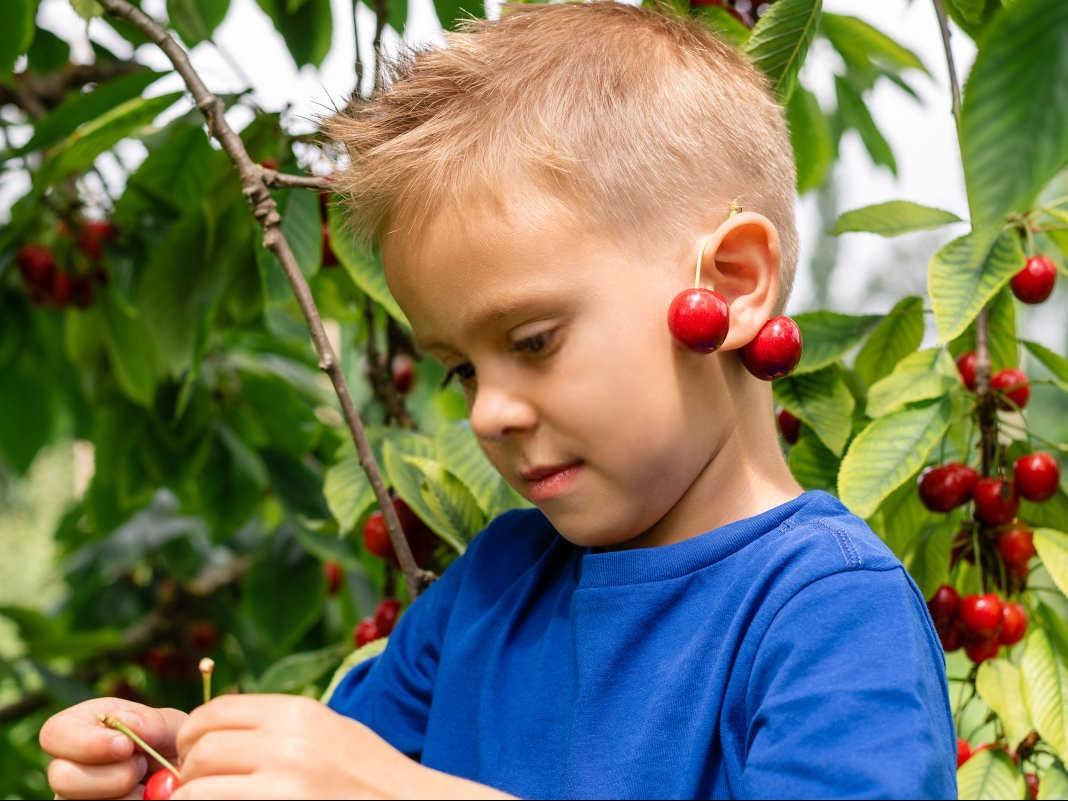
[380,186,742,550]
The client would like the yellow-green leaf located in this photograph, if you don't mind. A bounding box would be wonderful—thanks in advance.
[792,311,882,375]
[866,348,959,418]
[327,203,410,329]
[772,366,855,456]
[956,748,1027,800]
[319,638,388,705]
[976,658,1034,750]
[400,454,482,554]
[1021,628,1068,762]
[1038,763,1068,800]
[853,296,924,387]
[832,200,962,236]
[1034,529,1068,601]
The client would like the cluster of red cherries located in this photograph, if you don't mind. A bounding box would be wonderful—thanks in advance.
[927,584,1027,664]
[14,221,112,309]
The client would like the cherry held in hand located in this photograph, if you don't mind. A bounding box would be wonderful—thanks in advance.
[144,767,181,800]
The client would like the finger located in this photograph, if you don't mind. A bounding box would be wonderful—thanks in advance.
[179,730,260,781]
[47,755,147,800]
[171,776,290,800]
[40,699,178,765]
[176,695,289,757]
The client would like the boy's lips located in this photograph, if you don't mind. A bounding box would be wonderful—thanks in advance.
[520,460,583,481]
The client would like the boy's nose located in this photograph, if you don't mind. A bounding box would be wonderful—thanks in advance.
[468,383,538,441]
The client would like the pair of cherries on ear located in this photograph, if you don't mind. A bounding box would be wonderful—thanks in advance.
[667,284,802,381]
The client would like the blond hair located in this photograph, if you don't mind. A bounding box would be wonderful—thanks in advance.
[324,0,799,309]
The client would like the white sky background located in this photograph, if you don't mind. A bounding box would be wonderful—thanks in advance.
[13,0,1064,349]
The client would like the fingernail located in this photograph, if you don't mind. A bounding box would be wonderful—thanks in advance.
[116,710,143,728]
[135,754,147,777]
[111,734,132,757]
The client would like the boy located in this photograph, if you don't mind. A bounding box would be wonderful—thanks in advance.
[39,2,957,799]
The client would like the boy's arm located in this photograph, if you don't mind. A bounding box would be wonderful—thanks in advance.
[739,568,958,800]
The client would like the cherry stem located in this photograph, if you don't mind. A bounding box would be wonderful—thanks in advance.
[98,714,180,779]
[199,658,215,706]
[693,238,708,289]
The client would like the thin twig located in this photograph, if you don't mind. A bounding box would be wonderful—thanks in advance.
[260,167,332,190]
[97,0,435,599]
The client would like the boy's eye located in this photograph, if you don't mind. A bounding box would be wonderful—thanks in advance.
[439,330,555,390]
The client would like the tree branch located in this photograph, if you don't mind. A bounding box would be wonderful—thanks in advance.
[259,167,332,190]
[97,0,435,599]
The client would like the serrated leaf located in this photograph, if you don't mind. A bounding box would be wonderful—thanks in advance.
[255,643,349,693]
[320,638,388,704]
[838,397,953,519]
[433,420,527,518]
[327,204,409,329]
[1023,340,1068,391]
[791,311,881,375]
[961,0,1068,232]
[956,748,1028,800]
[819,13,928,78]
[929,229,1024,344]
[787,85,834,194]
[976,659,1034,750]
[866,348,959,418]
[400,455,482,554]
[381,433,452,545]
[854,296,924,387]
[835,75,896,175]
[787,429,839,491]
[323,442,376,534]
[1038,763,1068,800]
[773,366,855,456]
[743,0,821,103]
[831,201,962,237]
[1021,627,1068,762]
[1034,529,1068,601]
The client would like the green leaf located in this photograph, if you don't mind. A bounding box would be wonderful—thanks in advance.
[10,69,164,158]
[772,365,855,456]
[787,430,840,491]
[0,0,35,79]
[71,0,104,19]
[743,0,821,103]
[831,201,962,237]
[903,518,954,599]
[255,0,332,67]
[261,448,330,520]
[870,479,936,561]
[255,643,350,693]
[433,420,527,519]
[323,441,376,534]
[791,311,881,375]
[0,354,56,473]
[819,13,928,78]
[320,638,387,705]
[854,296,924,387]
[399,454,482,554]
[985,286,1019,371]
[838,397,954,519]
[27,28,70,73]
[956,748,1027,800]
[381,433,448,542]
[1038,763,1068,800]
[1022,490,1068,534]
[433,0,483,32]
[168,0,231,46]
[961,0,1068,232]
[866,348,959,418]
[834,75,896,175]
[1021,627,1068,762]
[0,607,124,662]
[787,85,834,194]
[243,526,326,654]
[258,188,321,307]
[102,292,160,407]
[1034,529,1068,601]
[327,203,409,329]
[37,92,184,187]
[929,228,1024,344]
[387,0,408,33]
[1023,340,1068,391]
[694,5,751,48]
[976,658,1035,750]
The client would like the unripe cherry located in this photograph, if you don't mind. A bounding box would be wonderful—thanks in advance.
[777,409,800,444]
[973,477,1019,526]
[956,351,977,390]
[990,368,1030,410]
[740,315,802,381]
[667,287,730,353]
[1013,452,1060,502]
[999,602,1028,646]
[1010,255,1056,304]
[959,593,1003,638]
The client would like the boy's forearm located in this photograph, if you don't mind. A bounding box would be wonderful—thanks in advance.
[416,765,519,800]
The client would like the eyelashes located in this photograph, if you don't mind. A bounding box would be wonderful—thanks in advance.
[439,330,555,390]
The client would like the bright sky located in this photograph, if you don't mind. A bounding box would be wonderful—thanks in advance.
[11,0,1061,348]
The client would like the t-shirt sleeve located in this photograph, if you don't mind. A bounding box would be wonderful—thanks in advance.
[740,567,958,800]
[324,543,471,760]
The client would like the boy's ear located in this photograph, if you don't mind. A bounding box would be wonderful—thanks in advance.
[695,211,781,352]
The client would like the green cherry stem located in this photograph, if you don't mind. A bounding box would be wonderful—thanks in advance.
[199,657,215,706]
[98,714,180,779]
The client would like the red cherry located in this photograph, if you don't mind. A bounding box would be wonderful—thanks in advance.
[667,287,730,353]
[144,768,181,800]
[956,351,977,391]
[324,561,343,596]
[16,244,56,287]
[354,617,381,647]
[363,511,392,559]
[391,353,415,394]
[51,271,73,308]
[72,275,95,309]
[959,593,1003,638]
[1010,255,1056,304]
[373,598,402,636]
[777,409,800,444]
[956,738,972,768]
[973,477,1019,526]
[77,220,115,261]
[740,315,802,381]
[999,602,1028,646]
[362,497,433,565]
[964,634,1001,664]
[990,368,1030,410]
[1026,772,1039,800]
[927,584,959,627]
[259,158,279,170]
[1014,452,1060,502]
[918,463,979,512]
[997,526,1035,568]
[936,619,963,652]
[322,223,339,268]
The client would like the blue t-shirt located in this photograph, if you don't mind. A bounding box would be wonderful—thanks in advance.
[327,490,957,799]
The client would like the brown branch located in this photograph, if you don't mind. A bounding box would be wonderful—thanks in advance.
[260,167,332,190]
[97,0,435,600]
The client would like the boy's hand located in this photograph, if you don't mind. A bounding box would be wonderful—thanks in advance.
[39,697,187,800]
[172,694,512,800]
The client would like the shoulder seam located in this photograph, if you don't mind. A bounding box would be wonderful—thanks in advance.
[809,518,863,569]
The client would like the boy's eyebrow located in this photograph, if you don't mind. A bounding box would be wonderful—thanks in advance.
[414,288,565,352]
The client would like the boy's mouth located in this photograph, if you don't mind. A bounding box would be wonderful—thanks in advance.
[521,461,584,501]
[520,460,583,482]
